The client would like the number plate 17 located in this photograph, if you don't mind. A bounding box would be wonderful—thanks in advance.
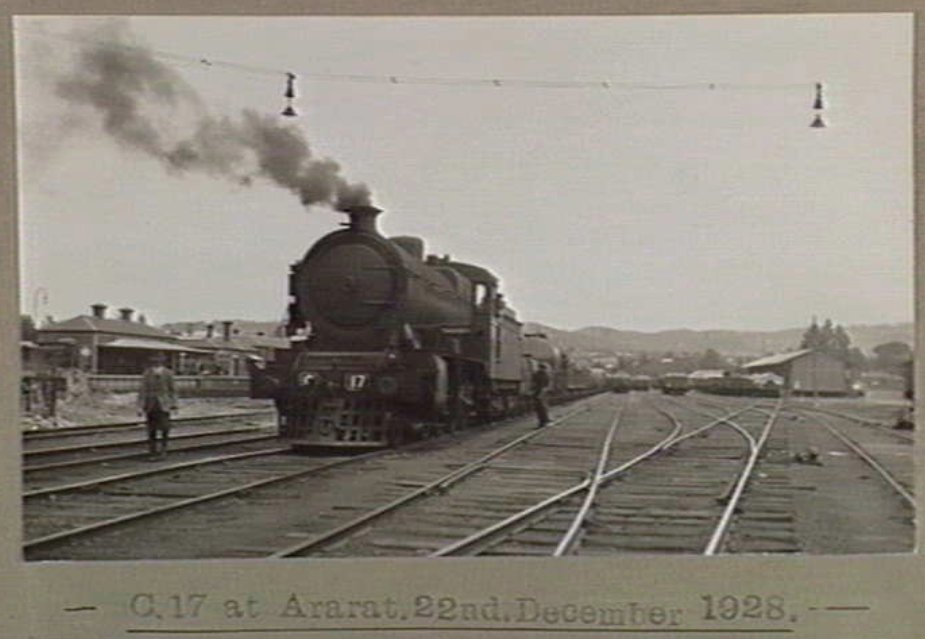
[346,374,368,391]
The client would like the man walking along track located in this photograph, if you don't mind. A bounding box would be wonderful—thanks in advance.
[137,352,178,459]
[531,362,551,428]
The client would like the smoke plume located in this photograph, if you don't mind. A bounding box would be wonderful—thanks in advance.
[54,21,372,210]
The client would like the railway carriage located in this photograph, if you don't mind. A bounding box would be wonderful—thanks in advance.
[659,373,691,395]
[697,374,781,398]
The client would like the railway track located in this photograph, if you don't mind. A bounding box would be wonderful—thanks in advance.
[734,399,913,554]
[266,395,790,558]
[23,410,277,468]
[786,406,914,508]
[790,402,914,443]
[23,448,376,558]
[430,398,784,557]
[270,397,615,559]
[22,409,276,442]
[23,393,914,560]
[24,425,278,465]
[23,395,604,560]
[429,397,687,557]
[682,394,914,553]
[23,436,292,495]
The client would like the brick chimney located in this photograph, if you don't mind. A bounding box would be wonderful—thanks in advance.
[222,321,233,341]
[91,303,107,319]
[118,307,134,322]
[206,323,215,339]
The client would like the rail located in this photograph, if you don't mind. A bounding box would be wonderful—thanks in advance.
[799,409,915,509]
[24,451,382,552]
[267,399,597,558]
[703,400,782,555]
[554,403,626,556]
[432,402,754,557]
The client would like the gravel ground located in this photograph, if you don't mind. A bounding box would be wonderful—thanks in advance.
[783,409,914,554]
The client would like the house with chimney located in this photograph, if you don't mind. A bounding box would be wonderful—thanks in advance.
[36,304,208,374]
[174,321,289,376]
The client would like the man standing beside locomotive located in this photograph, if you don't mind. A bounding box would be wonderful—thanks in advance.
[137,352,178,459]
[531,363,551,428]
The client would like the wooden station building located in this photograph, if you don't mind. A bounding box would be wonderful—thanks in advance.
[742,349,854,396]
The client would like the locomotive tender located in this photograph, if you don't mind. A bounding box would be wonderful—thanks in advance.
[252,205,565,449]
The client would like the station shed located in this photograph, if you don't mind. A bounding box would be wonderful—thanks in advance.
[742,349,852,396]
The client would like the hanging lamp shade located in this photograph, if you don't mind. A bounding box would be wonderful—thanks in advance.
[281,72,298,116]
[813,82,825,110]
[810,113,827,128]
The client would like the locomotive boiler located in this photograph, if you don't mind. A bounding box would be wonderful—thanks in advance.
[253,205,531,448]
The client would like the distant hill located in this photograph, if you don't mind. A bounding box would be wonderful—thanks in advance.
[523,322,913,357]
[161,318,912,357]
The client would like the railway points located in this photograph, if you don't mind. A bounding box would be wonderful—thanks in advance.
[22,391,911,560]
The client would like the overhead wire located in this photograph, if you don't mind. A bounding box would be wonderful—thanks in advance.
[17,26,816,95]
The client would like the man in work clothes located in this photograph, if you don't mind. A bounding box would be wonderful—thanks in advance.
[138,352,178,458]
[531,362,551,428]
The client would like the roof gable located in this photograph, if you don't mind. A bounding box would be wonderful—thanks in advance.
[743,349,820,368]
[40,315,174,339]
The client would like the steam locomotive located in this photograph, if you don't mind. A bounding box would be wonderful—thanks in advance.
[251,205,597,449]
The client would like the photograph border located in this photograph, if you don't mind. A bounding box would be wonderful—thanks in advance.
[1,1,922,638]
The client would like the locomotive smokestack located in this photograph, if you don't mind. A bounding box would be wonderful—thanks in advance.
[341,205,382,234]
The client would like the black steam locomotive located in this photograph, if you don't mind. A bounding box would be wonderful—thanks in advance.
[251,205,586,449]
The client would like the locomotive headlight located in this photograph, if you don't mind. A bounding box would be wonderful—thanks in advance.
[376,375,399,396]
[298,372,317,386]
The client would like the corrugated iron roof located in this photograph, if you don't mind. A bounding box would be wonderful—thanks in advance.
[176,336,260,353]
[689,369,727,379]
[742,349,813,368]
[40,315,173,339]
[99,338,209,353]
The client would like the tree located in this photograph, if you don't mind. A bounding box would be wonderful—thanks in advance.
[872,341,912,373]
[799,317,857,366]
[800,318,822,349]
[845,347,868,372]
[833,325,851,360]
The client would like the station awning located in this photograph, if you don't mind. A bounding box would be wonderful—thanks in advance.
[99,338,210,354]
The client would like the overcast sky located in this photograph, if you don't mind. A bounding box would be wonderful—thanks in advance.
[14,14,913,332]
